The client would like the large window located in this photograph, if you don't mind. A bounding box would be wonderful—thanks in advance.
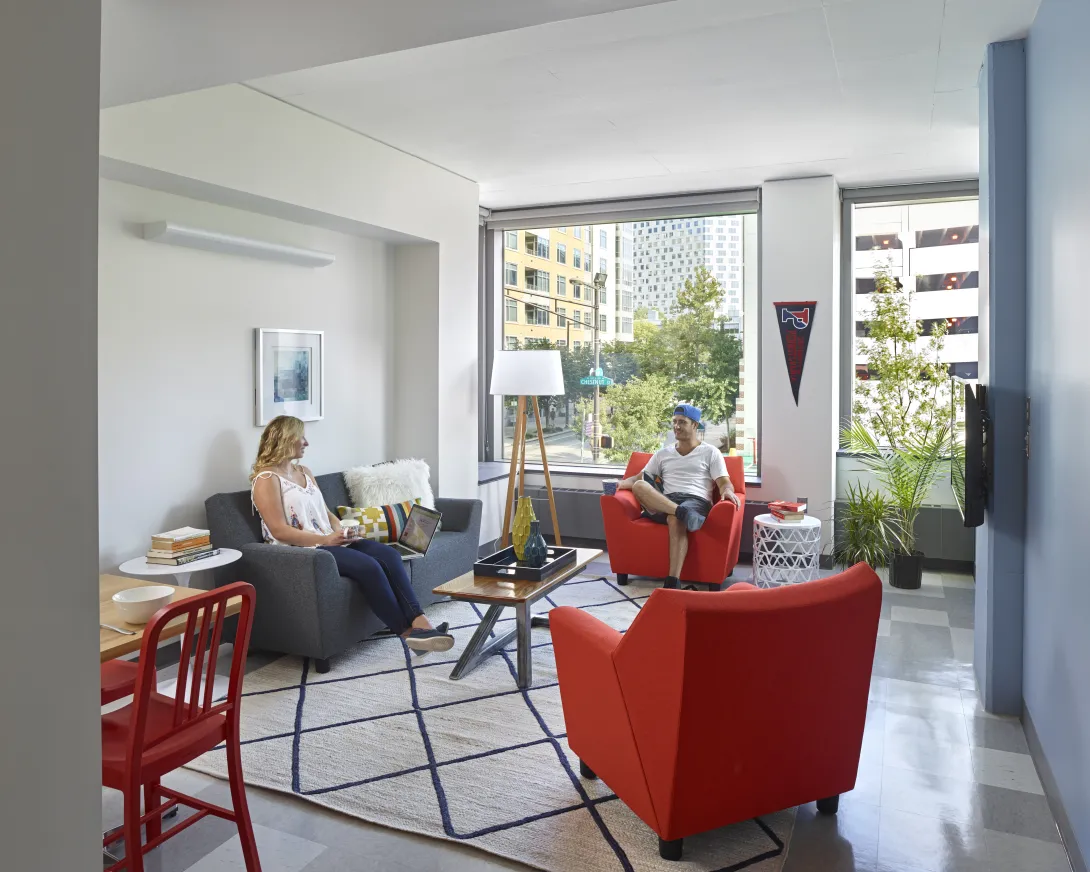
[495,212,759,475]
[849,196,979,438]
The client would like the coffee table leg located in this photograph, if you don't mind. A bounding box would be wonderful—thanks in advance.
[449,605,515,681]
[516,602,532,688]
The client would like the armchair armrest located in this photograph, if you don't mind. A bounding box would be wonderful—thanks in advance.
[551,605,660,832]
[700,499,738,540]
[435,498,482,534]
[601,490,642,523]
[551,605,624,658]
[234,543,342,656]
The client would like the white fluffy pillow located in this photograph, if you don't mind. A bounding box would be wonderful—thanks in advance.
[343,459,435,510]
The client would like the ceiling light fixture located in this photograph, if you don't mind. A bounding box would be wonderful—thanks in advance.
[141,222,336,268]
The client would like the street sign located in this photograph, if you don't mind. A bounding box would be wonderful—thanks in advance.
[580,376,613,386]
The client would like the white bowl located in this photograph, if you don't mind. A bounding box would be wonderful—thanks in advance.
[112,585,175,625]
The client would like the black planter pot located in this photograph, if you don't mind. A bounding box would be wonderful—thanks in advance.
[890,551,924,589]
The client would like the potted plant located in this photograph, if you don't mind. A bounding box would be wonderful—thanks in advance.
[844,259,963,587]
[832,480,899,570]
[842,420,950,588]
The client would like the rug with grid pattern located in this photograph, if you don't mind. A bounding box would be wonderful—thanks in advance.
[188,566,794,871]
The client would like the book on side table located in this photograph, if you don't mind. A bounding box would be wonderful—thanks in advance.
[768,501,807,522]
[147,526,217,565]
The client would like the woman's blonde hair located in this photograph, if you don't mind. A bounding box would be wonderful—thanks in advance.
[251,415,305,481]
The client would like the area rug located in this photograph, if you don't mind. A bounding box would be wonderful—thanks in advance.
[188,568,795,871]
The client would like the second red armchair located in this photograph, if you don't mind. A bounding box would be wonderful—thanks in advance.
[601,451,746,589]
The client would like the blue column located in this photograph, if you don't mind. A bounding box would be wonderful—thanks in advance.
[974,39,1027,715]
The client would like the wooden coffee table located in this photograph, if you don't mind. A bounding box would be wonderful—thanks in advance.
[432,547,603,688]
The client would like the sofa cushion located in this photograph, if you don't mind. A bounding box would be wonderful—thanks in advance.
[336,499,420,544]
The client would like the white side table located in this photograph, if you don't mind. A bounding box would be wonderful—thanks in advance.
[752,514,822,588]
[119,547,242,588]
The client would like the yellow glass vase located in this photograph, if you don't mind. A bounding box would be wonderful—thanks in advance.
[512,497,537,561]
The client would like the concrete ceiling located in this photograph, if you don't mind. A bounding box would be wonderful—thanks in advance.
[247,0,1041,208]
[100,0,672,108]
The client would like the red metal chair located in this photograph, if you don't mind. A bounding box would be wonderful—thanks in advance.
[601,451,747,589]
[100,582,260,872]
[552,564,882,861]
[101,661,141,706]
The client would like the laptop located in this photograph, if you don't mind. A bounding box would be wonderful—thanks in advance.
[389,504,443,560]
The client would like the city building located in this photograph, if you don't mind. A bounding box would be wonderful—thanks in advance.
[502,226,594,349]
[614,224,635,340]
[852,199,980,383]
[503,224,632,349]
[632,215,745,328]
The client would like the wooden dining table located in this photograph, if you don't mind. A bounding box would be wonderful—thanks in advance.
[99,574,243,662]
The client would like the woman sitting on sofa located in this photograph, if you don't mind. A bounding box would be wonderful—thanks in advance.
[250,415,454,653]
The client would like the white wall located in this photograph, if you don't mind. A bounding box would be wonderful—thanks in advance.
[99,84,480,497]
[393,243,441,479]
[760,177,841,544]
[98,180,395,571]
[1,2,102,866]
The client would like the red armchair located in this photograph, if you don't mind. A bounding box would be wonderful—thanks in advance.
[552,564,882,861]
[601,451,746,589]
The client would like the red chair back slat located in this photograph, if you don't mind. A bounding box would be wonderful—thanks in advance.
[127,583,255,765]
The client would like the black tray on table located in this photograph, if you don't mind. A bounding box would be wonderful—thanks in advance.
[473,545,577,582]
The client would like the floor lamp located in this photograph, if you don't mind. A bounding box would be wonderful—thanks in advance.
[490,349,564,549]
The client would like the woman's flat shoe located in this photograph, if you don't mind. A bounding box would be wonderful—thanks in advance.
[405,628,455,653]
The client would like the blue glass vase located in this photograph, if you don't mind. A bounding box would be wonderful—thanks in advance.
[523,520,548,569]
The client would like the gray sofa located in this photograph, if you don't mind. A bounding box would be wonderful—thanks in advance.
[205,471,481,673]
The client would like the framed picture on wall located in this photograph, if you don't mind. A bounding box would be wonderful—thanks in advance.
[255,328,324,425]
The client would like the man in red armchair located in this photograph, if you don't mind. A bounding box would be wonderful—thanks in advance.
[617,404,740,589]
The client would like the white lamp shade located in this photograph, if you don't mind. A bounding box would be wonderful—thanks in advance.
[489,350,565,396]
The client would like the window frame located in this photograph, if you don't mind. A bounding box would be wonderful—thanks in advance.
[482,188,762,478]
[838,180,981,429]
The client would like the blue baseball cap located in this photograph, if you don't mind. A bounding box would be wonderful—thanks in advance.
[673,404,701,424]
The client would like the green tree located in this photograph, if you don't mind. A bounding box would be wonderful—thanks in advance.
[853,261,954,447]
[626,266,742,424]
[600,375,675,462]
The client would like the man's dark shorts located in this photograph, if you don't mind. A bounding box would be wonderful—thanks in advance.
[640,473,712,532]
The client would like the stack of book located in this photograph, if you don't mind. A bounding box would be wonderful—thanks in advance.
[768,500,807,522]
[147,526,219,566]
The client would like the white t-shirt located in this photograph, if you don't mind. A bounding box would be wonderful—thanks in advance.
[643,442,729,503]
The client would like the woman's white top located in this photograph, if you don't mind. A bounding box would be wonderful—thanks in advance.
[252,469,334,546]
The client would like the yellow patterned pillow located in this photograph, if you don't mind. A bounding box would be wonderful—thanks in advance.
[337,499,420,543]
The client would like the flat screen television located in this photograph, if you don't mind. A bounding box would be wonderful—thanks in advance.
[962,383,989,527]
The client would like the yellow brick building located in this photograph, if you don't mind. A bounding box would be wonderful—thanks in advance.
[502,227,598,349]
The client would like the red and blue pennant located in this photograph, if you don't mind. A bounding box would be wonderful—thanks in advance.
[774,301,817,406]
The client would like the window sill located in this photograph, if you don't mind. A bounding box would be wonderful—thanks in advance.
[481,461,761,488]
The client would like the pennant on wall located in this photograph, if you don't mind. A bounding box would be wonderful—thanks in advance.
[774,301,817,406]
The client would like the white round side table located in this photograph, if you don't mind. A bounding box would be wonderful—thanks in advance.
[752,514,822,588]
[119,547,242,588]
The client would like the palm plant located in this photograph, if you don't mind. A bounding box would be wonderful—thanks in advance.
[841,418,951,556]
[833,480,899,569]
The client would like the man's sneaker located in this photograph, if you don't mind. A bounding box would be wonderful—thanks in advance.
[406,628,455,653]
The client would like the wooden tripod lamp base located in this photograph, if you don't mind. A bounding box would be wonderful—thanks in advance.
[489,350,565,550]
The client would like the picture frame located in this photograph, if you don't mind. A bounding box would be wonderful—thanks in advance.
[255,328,324,425]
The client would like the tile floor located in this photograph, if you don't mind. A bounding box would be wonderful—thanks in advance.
[102,565,1074,872]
